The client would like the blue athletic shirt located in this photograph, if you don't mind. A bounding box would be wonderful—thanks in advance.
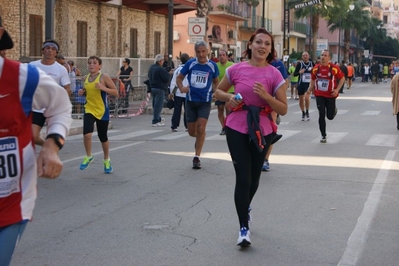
[271,59,288,80]
[179,58,219,102]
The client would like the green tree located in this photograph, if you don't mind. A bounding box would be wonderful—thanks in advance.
[326,0,370,62]
[293,0,354,60]
[358,17,387,55]
[375,37,399,61]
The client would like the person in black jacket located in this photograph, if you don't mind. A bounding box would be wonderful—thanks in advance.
[148,54,170,126]
[339,60,348,93]
[371,61,380,84]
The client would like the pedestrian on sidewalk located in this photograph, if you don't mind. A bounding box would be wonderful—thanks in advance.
[390,73,399,130]
[176,40,219,169]
[78,56,118,173]
[347,63,354,88]
[338,60,348,93]
[148,54,170,127]
[215,28,287,247]
[116,58,133,111]
[169,53,189,132]
[307,50,345,143]
[0,20,72,266]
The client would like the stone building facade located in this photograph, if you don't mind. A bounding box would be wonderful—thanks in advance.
[1,0,168,61]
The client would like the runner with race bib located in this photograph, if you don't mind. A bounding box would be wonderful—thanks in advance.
[308,50,345,143]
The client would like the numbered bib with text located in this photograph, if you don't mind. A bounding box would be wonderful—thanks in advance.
[302,73,311,83]
[317,79,330,92]
[190,70,209,89]
[0,137,21,198]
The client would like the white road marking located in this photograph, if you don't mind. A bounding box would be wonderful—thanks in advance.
[277,130,301,141]
[366,134,398,147]
[206,134,226,140]
[67,129,121,140]
[311,132,348,144]
[361,111,381,116]
[338,150,398,266]
[62,142,145,164]
[152,131,188,140]
[108,130,162,140]
[337,109,349,115]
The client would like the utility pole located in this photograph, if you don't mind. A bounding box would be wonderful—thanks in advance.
[283,0,287,57]
[45,0,55,40]
[338,16,341,63]
[262,0,265,28]
[168,0,174,69]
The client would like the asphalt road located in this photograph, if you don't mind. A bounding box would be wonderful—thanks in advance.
[12,79,399,266]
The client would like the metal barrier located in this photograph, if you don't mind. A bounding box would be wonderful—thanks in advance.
[70,75,149,119]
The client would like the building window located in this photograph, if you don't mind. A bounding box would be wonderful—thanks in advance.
[130,28,138,57]
[154,31,161,55]
[77,21,87,57]
[29,15,43,57]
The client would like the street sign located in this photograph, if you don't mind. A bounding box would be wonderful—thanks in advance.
[364,50,369,57]
[189,36,204,44]
[294,0,322,9]
[316,38,329,57]
[283,55,289,62]
[369,54,373,59]
[188,17,206,37]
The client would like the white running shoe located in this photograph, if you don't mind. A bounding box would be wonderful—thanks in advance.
[152,122,165,127]
[237,227,251,247]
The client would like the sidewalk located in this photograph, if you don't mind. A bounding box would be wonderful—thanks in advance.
[40,96,220,138]
[39,119,87,139]
[39,98,172,138]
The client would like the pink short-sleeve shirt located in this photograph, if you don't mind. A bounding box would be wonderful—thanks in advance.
[225,62,285,135]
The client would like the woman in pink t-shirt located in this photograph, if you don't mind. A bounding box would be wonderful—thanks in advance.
[215,28,287,247]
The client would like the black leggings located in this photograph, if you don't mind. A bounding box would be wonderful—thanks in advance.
[316,96,336,137]
[225,126,273,229]
[83,113,109,142]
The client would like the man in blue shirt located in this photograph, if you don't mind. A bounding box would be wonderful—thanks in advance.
[176,41,219,169]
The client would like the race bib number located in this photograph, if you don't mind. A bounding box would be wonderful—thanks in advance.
[0,137,21,198]
[302,73,311,83]
[190,70,209,89]
[317,79,330,92]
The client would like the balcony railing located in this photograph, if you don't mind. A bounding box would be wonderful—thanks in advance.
[239,16,272,33]
[281,20,309,35]
[291,22,308,35]
[209,0,254,21]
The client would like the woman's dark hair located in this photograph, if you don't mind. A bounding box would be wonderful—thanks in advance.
[88,55,102,65]
[243,28,275,64]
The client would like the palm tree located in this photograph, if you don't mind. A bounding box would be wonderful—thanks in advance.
[358,17,387,55]
[326,1,370,61]
[292,0,348,60]
[196,0,210,37]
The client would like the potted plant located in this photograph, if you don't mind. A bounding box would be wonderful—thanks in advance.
[217,4,225,10]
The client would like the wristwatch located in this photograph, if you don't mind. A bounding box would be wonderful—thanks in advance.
[46,134,65,150]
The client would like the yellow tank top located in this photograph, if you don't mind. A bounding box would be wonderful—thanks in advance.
[84,73,108,120]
